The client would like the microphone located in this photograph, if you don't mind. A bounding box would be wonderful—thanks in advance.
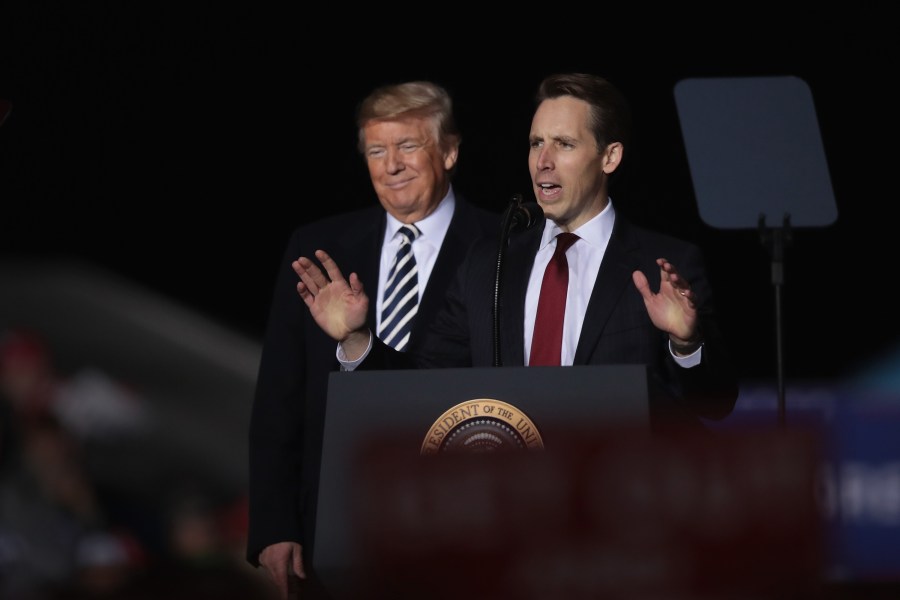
[510,201,544,231]
[493,194,543,366]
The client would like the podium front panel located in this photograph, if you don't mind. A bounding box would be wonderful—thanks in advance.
[313,364,649,594]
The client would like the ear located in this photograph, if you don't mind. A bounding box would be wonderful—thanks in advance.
[443,144,459,171]
[602,142,623,175]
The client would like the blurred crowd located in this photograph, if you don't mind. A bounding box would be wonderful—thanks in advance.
[0,328,275,599]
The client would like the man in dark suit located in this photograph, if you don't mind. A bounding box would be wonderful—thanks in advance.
[294,72,738,433]
[246,80,499,598]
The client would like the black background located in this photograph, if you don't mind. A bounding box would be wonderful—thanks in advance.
[2,6,897,387]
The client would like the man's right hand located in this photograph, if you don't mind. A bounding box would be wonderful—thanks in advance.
[259,541,305,600]
[294,250,371,359]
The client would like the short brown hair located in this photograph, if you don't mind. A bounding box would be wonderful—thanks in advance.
[536,73,632,155]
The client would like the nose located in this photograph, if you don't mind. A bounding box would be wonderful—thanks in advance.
[535,146,553,171]
[385,147,405,174]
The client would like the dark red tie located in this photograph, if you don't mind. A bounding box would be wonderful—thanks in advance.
[530,232,579,366]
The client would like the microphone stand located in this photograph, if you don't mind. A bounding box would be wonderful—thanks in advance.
[493,194,525,367]
[759,213,792,428]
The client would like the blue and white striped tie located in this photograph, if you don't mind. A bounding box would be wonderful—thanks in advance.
[378,224,420,351]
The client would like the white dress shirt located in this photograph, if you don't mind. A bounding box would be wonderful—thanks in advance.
[524,202,613,366]
[524,200,701,367]
[376,189,455,333]
[338,188,455,368]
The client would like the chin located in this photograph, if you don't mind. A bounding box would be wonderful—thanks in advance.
[535,199,557,218]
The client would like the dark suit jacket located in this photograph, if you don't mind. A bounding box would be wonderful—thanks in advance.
[246,197,499,566]
[362,214,739,428]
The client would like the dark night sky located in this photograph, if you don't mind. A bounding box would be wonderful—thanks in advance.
[2,6,898,387]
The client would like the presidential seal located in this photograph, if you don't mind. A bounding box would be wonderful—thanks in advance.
[420,398,544,455]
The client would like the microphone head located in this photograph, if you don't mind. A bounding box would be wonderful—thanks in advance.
[511,201,544,231]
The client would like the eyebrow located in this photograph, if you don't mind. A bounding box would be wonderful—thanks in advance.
[367,135,424,149]
[530,133,578,144]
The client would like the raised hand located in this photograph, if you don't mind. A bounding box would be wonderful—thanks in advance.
[293,250,370,344]
[631,257,698,345]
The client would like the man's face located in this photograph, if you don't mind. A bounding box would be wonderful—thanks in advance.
[528,96,615,231]
[363,117,457,224]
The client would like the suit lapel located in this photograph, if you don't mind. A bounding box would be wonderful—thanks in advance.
[418,220,460,326]
[415,200,486,343]
[573,219,639,364]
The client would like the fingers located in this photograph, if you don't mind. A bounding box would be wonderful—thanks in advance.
[292,256,327,292]
[631,269,651,299]
[260,556,291,599]
[296,280,312,306]
[259,542,305,600]
[316,249,348,284]
[656,257,692,298]
[292,547,306,579]
[292,258,313,289]
[348,272,365,296]
[657,257,676,281]
[292,250,347,297]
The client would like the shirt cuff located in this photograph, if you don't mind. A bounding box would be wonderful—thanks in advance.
[336,330,373,371]
[669,340,702,368]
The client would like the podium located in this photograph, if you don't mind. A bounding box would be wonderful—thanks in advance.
[311,365,823,598]
[312,365,650,595]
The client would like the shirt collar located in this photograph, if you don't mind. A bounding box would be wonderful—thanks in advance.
[384,185,456,243]
[539,199,616,250]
